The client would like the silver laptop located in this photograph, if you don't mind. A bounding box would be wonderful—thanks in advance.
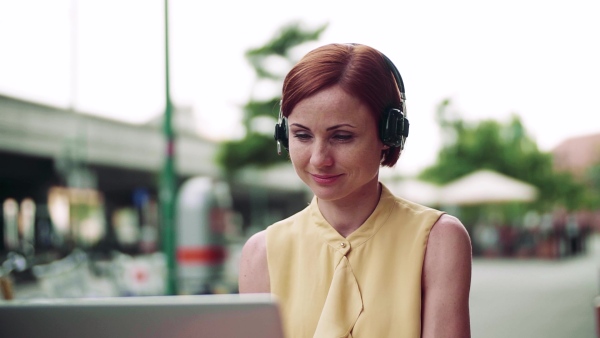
[0,293,285,338]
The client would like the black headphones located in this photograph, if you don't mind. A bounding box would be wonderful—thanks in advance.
[274,47,409,155]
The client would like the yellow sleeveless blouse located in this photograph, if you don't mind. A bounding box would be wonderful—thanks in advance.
[266,184,443,338]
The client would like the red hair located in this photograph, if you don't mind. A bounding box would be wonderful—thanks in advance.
[281,43,403,167]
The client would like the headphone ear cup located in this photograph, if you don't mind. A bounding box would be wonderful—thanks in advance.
[274,118,289,150]
[380,108,409,148]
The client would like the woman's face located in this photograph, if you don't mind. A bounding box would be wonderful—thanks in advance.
[287,85,387,203]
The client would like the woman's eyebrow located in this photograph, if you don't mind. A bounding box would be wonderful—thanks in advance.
[289,123,310,130]
[326,124,356,131]
[290,123,357,131]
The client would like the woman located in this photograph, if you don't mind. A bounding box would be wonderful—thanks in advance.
[239,43,472,338]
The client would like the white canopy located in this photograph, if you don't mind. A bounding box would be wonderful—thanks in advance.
[385,179,442,206]
[438,169,538,206]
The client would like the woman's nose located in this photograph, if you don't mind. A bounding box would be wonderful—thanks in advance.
[309,141,334,168]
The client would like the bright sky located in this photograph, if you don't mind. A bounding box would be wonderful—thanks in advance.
[1,0,599,175]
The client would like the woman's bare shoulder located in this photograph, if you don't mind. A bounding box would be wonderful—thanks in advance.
[238,230,270,293]
[430,214,472,251]
[424,213,473,295]
[242,230,268,256]
[421,214,472,337]
[425,213,472,273]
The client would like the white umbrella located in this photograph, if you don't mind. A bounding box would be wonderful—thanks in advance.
[385,179,442,206]
[439,170,538,206]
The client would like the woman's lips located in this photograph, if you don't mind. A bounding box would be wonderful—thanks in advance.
[311,173,342,185]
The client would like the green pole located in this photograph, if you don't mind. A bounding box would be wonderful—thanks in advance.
[161,0,177,295]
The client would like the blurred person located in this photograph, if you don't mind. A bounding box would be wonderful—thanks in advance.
[239,43,472,338]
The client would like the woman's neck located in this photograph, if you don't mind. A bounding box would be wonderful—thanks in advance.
[317,180,382,238]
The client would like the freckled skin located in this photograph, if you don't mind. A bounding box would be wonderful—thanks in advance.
[287,85,387,207]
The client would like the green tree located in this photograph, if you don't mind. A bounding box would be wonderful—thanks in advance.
[419,99,586,211]
[588,162,600,192]
[583,161,600,209]
[216,21,327,176]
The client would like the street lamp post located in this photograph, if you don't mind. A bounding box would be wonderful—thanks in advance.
[161,0,177,295]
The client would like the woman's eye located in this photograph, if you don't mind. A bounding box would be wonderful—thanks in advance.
[293,133,311,140]
[333,134,353,141]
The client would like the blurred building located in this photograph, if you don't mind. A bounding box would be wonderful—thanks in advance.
[551,132,600,179]
[0,94,219,199]
[0,94,308,255]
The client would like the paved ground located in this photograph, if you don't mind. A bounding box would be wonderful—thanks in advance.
[470,234,600,338]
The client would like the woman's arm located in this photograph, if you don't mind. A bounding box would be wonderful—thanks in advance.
[421,214,472,338]
[238,230,270,293]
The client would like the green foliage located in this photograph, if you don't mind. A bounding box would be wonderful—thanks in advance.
[583,161,600,209]
[241,97,281,130]
[216,21,327,176]
[246,22,328,80]
[587,161,600,191]
[216,132,286,172]
[419,99,587,211]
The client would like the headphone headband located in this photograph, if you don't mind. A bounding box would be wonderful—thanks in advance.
[380,53,406,101]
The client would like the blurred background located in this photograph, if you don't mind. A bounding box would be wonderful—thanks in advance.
[1,0,599,337]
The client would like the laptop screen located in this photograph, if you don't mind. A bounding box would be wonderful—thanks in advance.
[0,293,284,338]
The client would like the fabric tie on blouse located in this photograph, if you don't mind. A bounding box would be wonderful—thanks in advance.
[313,246,363,338]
